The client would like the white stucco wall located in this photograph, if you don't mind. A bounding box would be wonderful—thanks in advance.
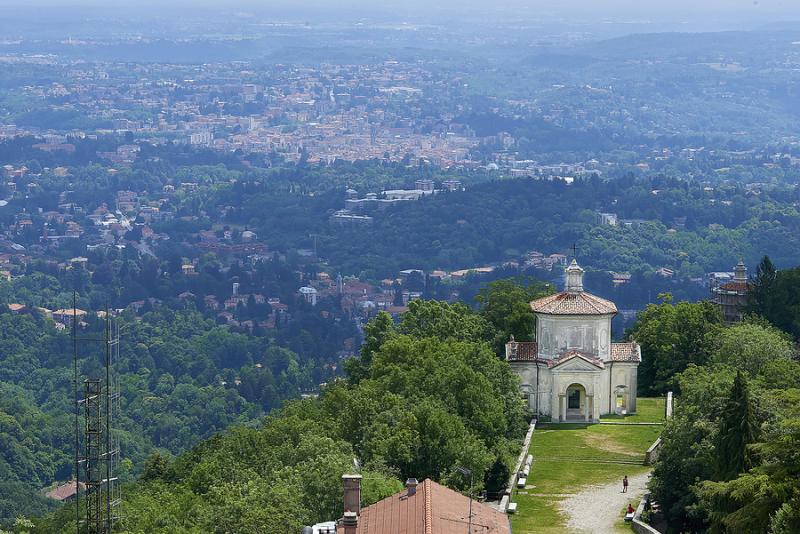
[512,360,639,421]
[510,306,639,422]
[536,314,614,360]
[510,361,553,414]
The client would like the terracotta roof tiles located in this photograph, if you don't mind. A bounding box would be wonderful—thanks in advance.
[717,281,750,293]
[610,342,642,362]
[530,291,617,315]
[340,478,511,534]
[505,341,538,362]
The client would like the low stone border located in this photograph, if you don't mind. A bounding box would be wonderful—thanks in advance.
[502,418,537,512]
[644,438,662,465]
[632,493,662,534]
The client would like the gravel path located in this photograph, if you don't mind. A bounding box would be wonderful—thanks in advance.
[558,471,650,533]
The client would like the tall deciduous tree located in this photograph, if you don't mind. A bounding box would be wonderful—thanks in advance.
[711,321,793,377]
[629,298,723,395]
[397,299,493,343]
[344,311,394,383]
[475,277,553,354]
[746,262,800,340]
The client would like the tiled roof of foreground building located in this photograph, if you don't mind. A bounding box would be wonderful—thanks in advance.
[338,478,511,534]
[529,258,617,315]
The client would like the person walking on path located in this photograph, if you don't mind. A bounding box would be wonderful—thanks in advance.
[560,471,651,532]
[622,476,629,493]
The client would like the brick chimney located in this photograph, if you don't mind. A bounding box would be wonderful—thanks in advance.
[341,474,362,533]
[341,511,358,534]
[406,478,419,496]
[342,474,362,515]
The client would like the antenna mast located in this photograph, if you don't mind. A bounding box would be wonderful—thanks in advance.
[76,303,121,533]
[72,293,80,534]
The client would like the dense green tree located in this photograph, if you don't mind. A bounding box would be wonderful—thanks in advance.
[650,322,800,532]
[715,371,758,481]
[343,311,393,383]
[475,277,553,354]
[711,321,793,377]
[649,364,734,531]
[396,300,493,343]
[484,455,512,497]
[650,413,717,532]
[694,388,800,533]
[629,298,723,395]
[745,255,777,318]
[746,263,800,340]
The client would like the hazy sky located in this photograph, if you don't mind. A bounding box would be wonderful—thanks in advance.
[7,0,800,14]
[4,0,800,33]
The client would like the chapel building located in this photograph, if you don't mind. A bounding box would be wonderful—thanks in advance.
[505,260,641,422]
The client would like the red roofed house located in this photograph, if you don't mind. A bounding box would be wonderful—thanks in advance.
[45,480,84,502]
[505,259,641,421]
[303,475,512,534]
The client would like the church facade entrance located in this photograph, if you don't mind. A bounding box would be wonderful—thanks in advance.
[565,383,589,421]
[567,384,584,418]
[568,387,580,409]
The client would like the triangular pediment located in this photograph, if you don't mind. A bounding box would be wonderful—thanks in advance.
[551,354,603,371]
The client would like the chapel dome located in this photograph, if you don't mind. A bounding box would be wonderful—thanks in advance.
[530,259,617,315]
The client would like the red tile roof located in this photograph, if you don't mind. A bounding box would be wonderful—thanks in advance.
[717,281,750,293]
[339,478,511,534]
[610,342,642,362]
[505,341,538,362]
[530,291,617,315]
[45,481,83,501]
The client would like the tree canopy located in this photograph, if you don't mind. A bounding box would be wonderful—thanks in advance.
[29,292,530,533]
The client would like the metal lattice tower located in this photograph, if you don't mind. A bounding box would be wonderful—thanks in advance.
[75,303,122,534]
[83,378,104,533]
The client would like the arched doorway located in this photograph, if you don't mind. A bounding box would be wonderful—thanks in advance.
[565,383,586,420]
[614,385,629,415]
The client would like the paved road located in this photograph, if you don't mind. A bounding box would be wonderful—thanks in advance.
[558,471,650,533]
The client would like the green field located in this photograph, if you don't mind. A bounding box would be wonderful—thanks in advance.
[510,399,664,533]
[600,397,667,423]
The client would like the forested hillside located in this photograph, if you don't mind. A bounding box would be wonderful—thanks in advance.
[0,304,317,520]
[218,171,800,279]
[29,282,547,533]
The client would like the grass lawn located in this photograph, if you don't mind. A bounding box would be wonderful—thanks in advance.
[600,397,666,423]
[510,399,664,533]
